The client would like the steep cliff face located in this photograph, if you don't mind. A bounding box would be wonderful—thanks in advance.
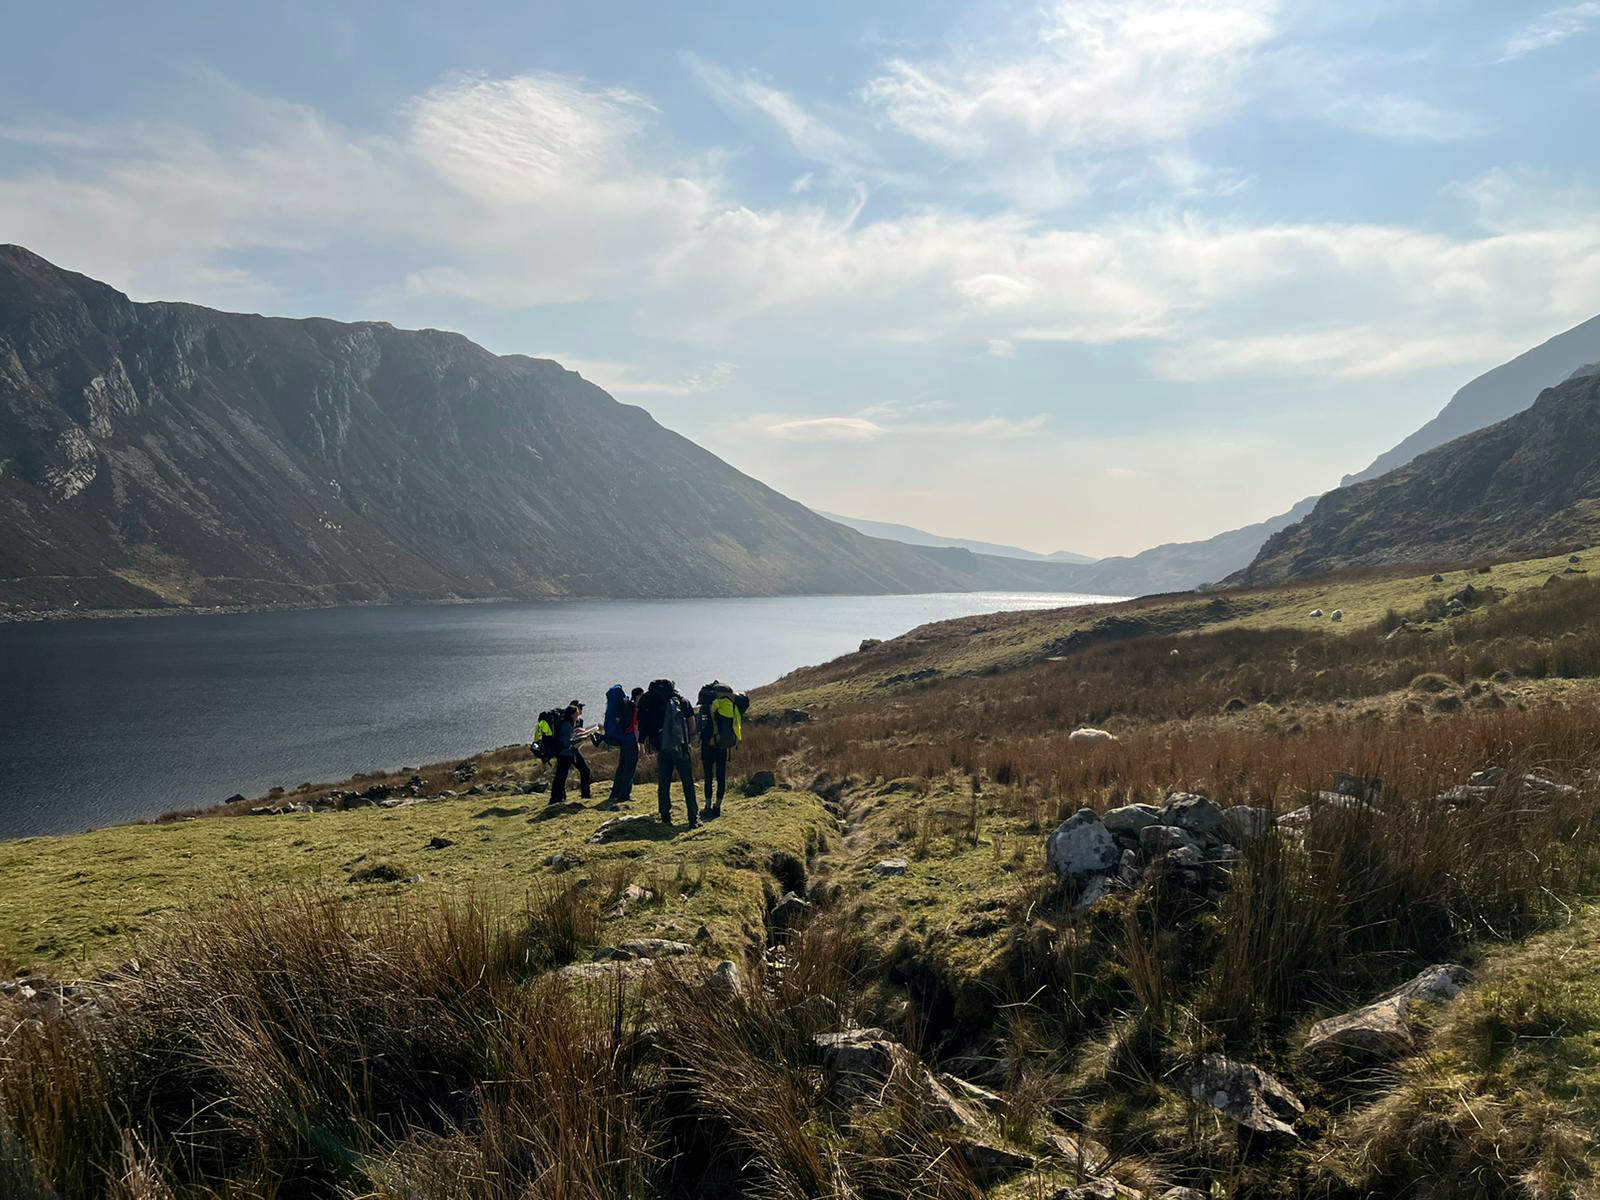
[1241,373,1600,582]
[0,246,1083,615]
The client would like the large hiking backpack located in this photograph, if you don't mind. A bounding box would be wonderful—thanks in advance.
[531,709,563,762]
[603,685,627,743]
[704,683,743,751]
[637,679,676,749]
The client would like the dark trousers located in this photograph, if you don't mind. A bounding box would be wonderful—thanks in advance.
[701,745,728,808]
[610,736,638,801]
[551,750,591,803]
[658,751,697,824]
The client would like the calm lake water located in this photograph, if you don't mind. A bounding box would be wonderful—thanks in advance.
[1,591,1109,839]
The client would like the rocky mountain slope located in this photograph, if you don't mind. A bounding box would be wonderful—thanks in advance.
[1081,313,1600,595]
[1242,372,1600,582]
[1342,312,1600,487]
[0,246,1088,616]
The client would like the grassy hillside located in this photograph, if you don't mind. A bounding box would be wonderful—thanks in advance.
[7,552,1600,1198]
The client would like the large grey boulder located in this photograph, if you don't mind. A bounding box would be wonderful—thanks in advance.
[1102,803,1163,839]
[1186,1055,1304,1137]
[1047,809,1121,882]
[1161,793,1231,843]
[1303,964,1470,1069]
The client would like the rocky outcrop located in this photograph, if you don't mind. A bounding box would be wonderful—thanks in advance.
[1242,372,1600,582]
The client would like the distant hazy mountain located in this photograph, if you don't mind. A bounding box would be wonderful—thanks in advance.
[0,246,1095,616]
[1342,313,1600,487]
[1243,372,1600,582]
[817,512,1096,564]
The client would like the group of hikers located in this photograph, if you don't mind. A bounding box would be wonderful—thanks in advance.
[531,680,749,830]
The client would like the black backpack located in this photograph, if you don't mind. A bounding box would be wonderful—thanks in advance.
[637,680,676,749]
[531,709,563,762]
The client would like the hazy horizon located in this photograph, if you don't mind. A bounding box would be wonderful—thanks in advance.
[5,1,1598,557]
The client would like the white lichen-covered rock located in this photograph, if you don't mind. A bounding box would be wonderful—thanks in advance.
[1303,964,1470,1068]
[1047,809,1121,882]
[1068,727,1118,746]
[1187,1054,1304,1137]
[1073,873,1117,914]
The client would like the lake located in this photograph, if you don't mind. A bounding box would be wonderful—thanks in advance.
[0,591,1109,838]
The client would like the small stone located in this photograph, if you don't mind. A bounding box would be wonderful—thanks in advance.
[426,836,454,850]
[1161,793,1230,843]
[873,858,909,876]
[743,770,778,797]
[1186,1054,1303,1136]
[1139,824,1199,859]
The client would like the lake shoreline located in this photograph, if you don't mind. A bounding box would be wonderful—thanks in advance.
[2,585,1124,626]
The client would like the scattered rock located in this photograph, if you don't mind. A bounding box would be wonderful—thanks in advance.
[1159,1190,1207,1200]
[1139,824,1200,859]
[1102,803,1163,838]
[1223,805,1273,843]
[544,852,575,871]
[1431,574,1445,583]
[1222,697,1249,713]
[1047,809,1121,882]
[1162,793,1230,843]
[743,770,777,797]
[783,708,812,725]
[1073,873,1117,914]
[961,1141,1038,1184]
[702,960,745,1002]
[1069,727,1118,746]
[1308,608,1324,618]
[1333,771,1383,802]
[859,637,883,651]
[617,939,694,959]
[1329,609,1344,622]
[425,836,454,851]
[872,858,909,876]
[770,891,812,926]
[589,814,662,844]
[1187,1054,1304,1137]
[938,1073,1005,1113]
[1303,964,1471,1070]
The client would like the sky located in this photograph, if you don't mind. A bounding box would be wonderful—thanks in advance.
[3,2,1599,558]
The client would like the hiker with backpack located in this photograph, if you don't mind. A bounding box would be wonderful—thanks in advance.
[602,683,640,804]
[695,680,746,820]
[548,700,593,805]
[638,679,698,828]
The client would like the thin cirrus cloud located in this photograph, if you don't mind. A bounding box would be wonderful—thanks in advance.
[1498,2,1600,61]
[755,411,1048,443]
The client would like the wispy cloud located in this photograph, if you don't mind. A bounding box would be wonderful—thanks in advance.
[753,410,1047,442]
[1499,2,1600,61]
[544,357,734,397]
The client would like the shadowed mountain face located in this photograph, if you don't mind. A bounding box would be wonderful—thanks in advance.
[0,246,1088,615]
[1242,373,1600,583]
[1342,314,1600,488]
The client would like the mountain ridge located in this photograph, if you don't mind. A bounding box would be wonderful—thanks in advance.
[1241,372,1600,582]
[0,245,1095,617]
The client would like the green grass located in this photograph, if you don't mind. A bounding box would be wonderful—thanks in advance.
[1331,906,1600,1197]
[0,788,833,974]
[764,550,1585,711]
